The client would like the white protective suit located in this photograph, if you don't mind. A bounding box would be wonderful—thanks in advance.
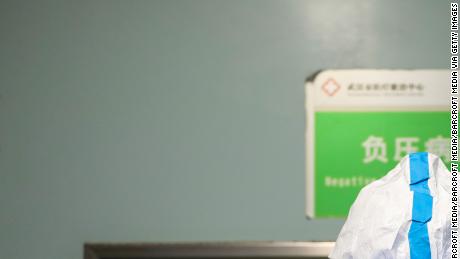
[330,152,450,259]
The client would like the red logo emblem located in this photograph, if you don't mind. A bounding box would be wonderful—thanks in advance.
[322,78,341,96]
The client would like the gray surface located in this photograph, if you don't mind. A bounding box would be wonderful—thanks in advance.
[0,1,448,259]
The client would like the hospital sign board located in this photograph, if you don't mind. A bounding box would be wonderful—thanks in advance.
[305,70,450,218]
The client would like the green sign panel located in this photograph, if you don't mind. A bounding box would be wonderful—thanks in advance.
[315,111,449,217]
[305,70,450,218]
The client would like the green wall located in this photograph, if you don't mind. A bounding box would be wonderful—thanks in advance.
[0,1,448,258]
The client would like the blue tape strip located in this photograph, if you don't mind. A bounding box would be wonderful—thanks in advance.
[408,152,432,259]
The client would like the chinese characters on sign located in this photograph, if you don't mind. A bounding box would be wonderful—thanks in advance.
[305,69,450,218]
[362,135,449,163]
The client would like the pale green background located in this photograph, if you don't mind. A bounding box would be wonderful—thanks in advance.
[0,1,449,258]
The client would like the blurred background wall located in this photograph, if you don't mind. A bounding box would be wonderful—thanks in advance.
[0,1,448,258]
